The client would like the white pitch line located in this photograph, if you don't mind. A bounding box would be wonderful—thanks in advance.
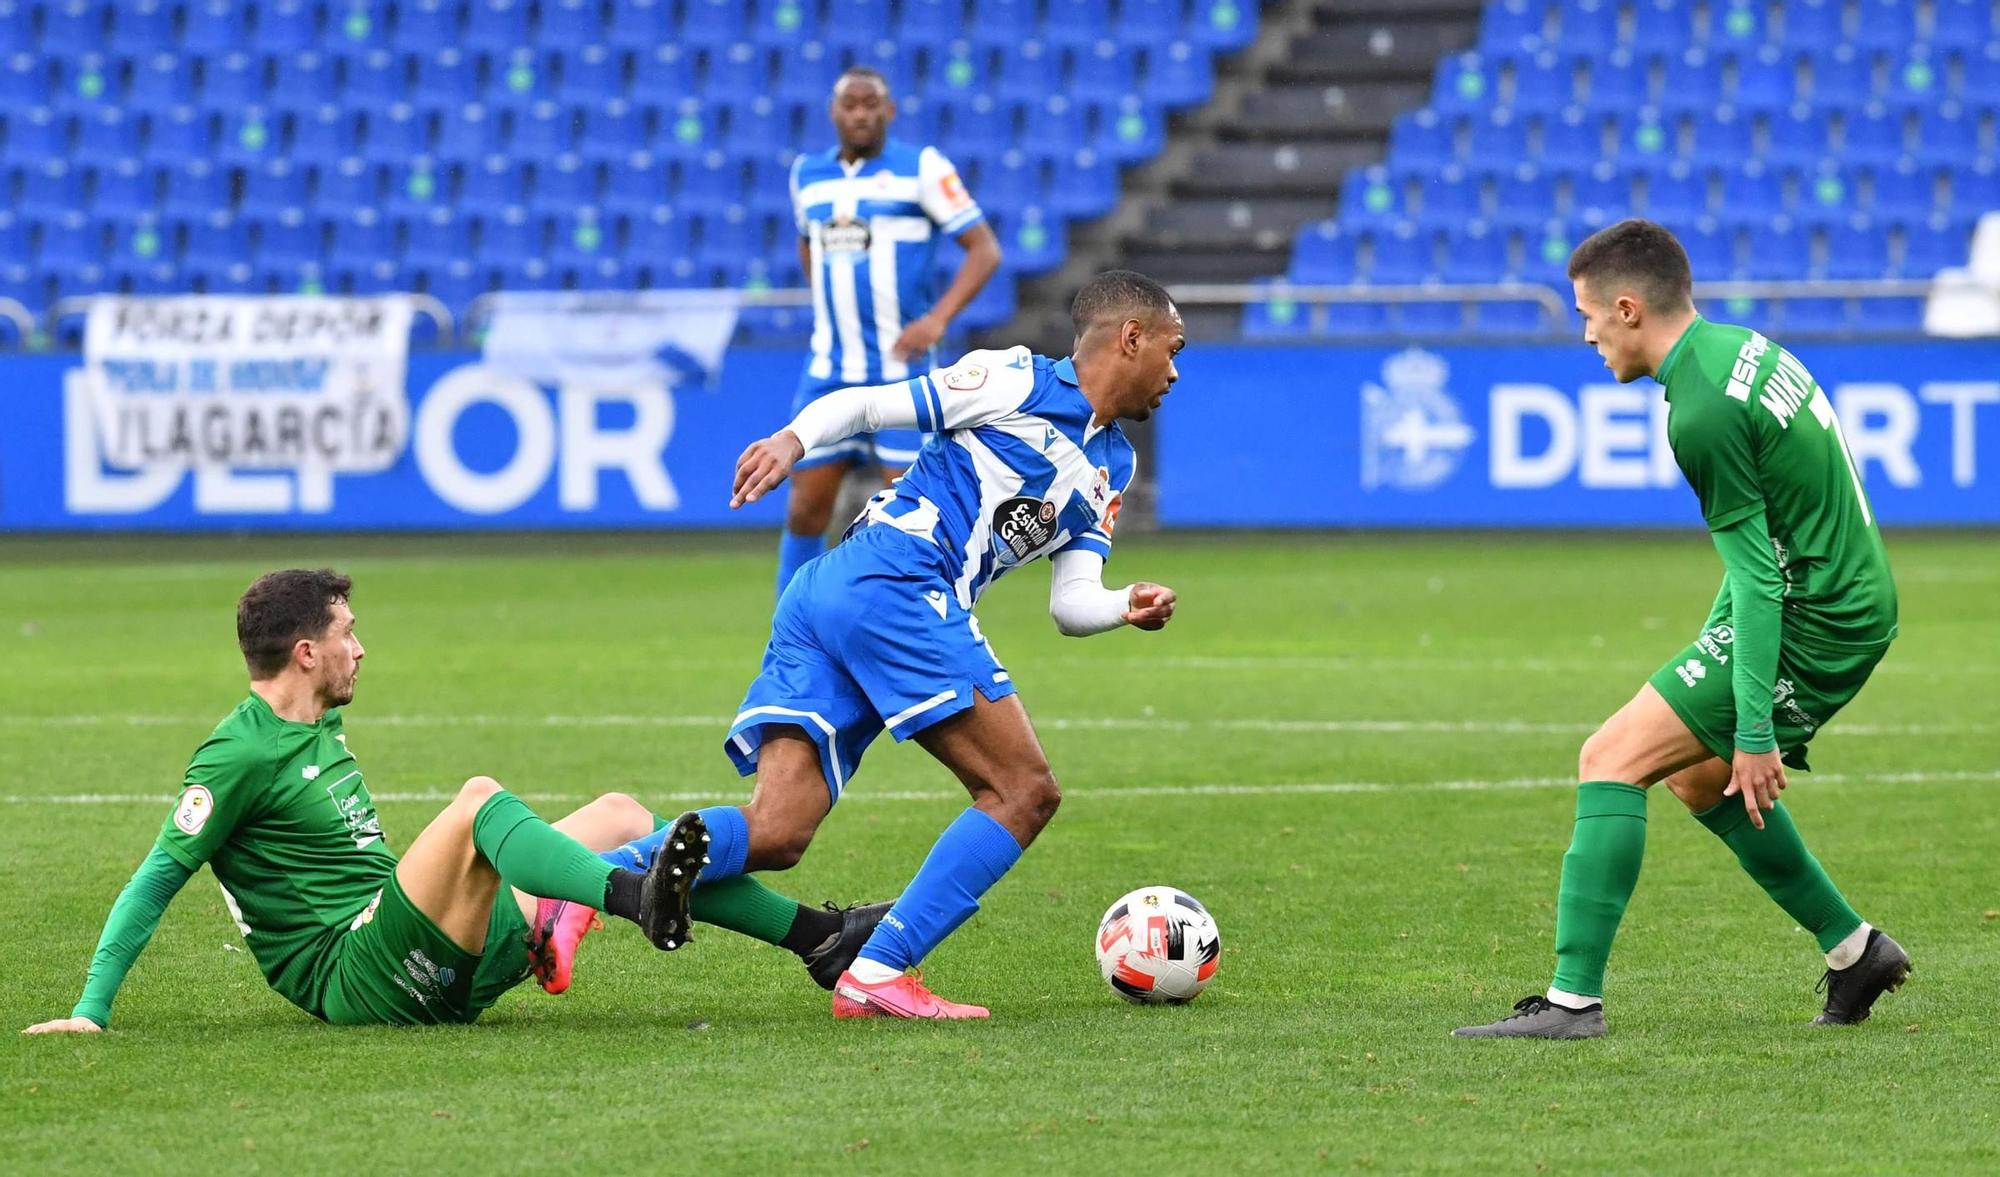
[8,770,1998,808]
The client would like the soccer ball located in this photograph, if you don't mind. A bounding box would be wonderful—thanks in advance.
[1094,886,1221,1004]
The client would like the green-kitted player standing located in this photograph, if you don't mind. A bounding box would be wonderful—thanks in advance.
[1456,219,1910,1039]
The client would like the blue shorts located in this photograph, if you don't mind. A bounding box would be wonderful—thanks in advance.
[724,525,1015,803]
[791,371,929,472]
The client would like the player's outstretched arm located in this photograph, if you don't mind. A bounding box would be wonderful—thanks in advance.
[1047,551,1176,636]
[731,382,927,507]
[23,844,194,1033]
[1123,583,1177,632]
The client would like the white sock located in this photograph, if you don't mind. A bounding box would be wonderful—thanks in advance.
[1546,986,1599,1011]
[846,956,902,985]
[1826,922,1873,970]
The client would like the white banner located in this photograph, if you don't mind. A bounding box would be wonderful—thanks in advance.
[84,296,415,471]
[481,290,742,385]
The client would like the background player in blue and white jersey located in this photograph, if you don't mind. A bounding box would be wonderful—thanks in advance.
[609,272,1181,1019]
[777,65,1004,596]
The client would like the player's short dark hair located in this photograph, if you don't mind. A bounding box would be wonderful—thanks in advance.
[834,66,891,99]
[1566,219,1695,312]
[1070,270,1177,335]
[237,569,352,679]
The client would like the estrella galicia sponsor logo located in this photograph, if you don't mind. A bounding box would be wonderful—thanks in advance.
[1696,624,1734,663]
[1361,349,1474,491]
[1675,658,1708,688]
[991,495,1058,566]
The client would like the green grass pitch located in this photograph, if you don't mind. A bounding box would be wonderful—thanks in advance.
[4,531,1996,1174]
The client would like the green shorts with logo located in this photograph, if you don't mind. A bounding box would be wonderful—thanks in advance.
[1649,623,1890,772]
[317,873,535,1026]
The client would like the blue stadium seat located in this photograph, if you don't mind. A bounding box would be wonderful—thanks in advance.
[536,152,597,212]
[1046,147,1117,218]
[846,39,919,103]
[1885,46,1948,106]
[363,102,426,164]
[421,257,487,317]
[1117,0,1189,50]
[775,40,839,103]
[1341,166,1403,228]
[385,155,446,217]
[1677,216,1736,274]
[1850,0,1918,54]
[1783,295,1848,333]
[434,103,502,164]
[1822,213,1891,279]
[145,105,215,163]
[108,211,168,265]
[1482,0,1545,52]
[1866,157,1935,221]
[677,150,744,215]
[317,156,384,212]
[607,0,673,51]
[270,52,339,116]
[1097,95,1165,164]
[184,208,251,269]
[1490,163,1555,228]
[1688,106,1750,159]
[628,203,690,264]
[1797,160,1856,225]
[1914,102,1979,168]
[1321,300,1395,337]
[1073,40,1142,104]
[1144,39,1214,109]
[725,96,794,153]
[1628,0,1691,53]
[695,205,760,269]
[1841,101,1906,166]
[745,151,796,220]
[331,205,393,262]
[901,0,963,53]
[21,159,84,219]
[1509,50,1576,114]
[1473,299,1550,336]
[753,0,819,46]
[75,106,138,167]
[1618,110,1675,166]
[1433,53,1495,114]
[1643,161,1710,222]
[253,0,319,53]
[1729,45,1798,111]
[1762,104,1832,167]
[511,100,577,157]
[128,54,195,112]
[54,53,121,114]
[254,206,321,267]
[3,106,62,167]
[1898,214,1971,276]
[1963,43,2000,107]
[1441,220,1508,283]
[218,106,283,169]
[1656,49,1723,114]
[91,159,161,216]
[1412,163,1482,227]
[1946,159,2000,217]
[1782,0,1843,49]
[496,255,559,292]
[484,48,549,106]
[1402,300,1467,335]
[465,0,531,53]
[824,0,893,51]
[994,38,1058,104]
[573,255,637,291]
[1241,287,1314,339]
[582,99,643,162]
[1744,215,1810,278]
[657,97,717,159]
[1709,1,1768,54]
[1466,109,1529,164]
[1392,110,1453,171]
[1291,220,1358,283]
[1189,0,1257,53]
[201,52,266,112]
[0,261,46,317]
[461,155,530,216]
[404,205,473,269]
[975,149,1040,215]
[1718,159,1784,214]
[943,95,1014,157]
[163,158,228,218]
[540,0,609,51]
[42,0,103,56]
[1021,95,1089,158]
[1568,161,1633,221]
[0,0,26,55]
[633,44,694,105]
[36,210,103,273]
[1932,0,1995,48]
[330,1,391,51]
[242,158,309,219]
[1041,0,1113,50]
[926,40,989,99]
[1538,106,1605,168]
[891,91,940,144]
[1556,0,1619,54]
[414,48,476,110]
[1,52,48,111]
[341,50,407,115]
[1584,49,1649,111]
[706,41,771,98]
[680,0,749,50]
[297,104,366,164]
[1369,222,1434,283]
[1807,46,1874,108]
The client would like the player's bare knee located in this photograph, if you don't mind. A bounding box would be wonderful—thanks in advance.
[1002,768,1061,833]
[1577,727,1632,784]
[457,776,503,810]
[595,791,649,824]
[753,824,815,871]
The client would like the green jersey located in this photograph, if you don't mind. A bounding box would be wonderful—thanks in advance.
[1655,317,1898,651]
[159,694,396,1014]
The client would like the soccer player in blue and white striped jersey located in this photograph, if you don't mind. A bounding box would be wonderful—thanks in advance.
[777,66,1003,596]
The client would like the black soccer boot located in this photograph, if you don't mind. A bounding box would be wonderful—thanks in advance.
[1813,929,1912,1025]
[800,900,897,991]
[1453,995,1607,1039]
[638,811,710,951]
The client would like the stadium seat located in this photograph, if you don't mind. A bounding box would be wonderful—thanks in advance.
[363,102,426,165]
[1807,46,1874,108]
[1718,159,1784,215]
[202,52,264,113]
[1762,104,1833,168]
[1073,40,1142,105]
[1898,214,1972,277]
[108,211,169,266]
[450,154,524,219]
[753,0,821,46]
[994,38,1059,105]
[1509,50,1576,114]
[465,0,531,53]
[385,155,448,218]
[540,0,609,51]
[1782,0,1844,49]
[1021,95,1089,158]
[706,41,771,98]
[1869,157,1937,219]
[680,0,749,49]
[627,202,690,264]
[1628,0,1691,53]
[944,95,1014,157]
[1189,0,1257,53]
[1728,46,1797,112]
[605,0,673,51]
[1841,102,1907,166]
[91,159,161,217]
[1585,50,1649,112]
[1678,216,1737,274]
[1369,222,1434,284]
[1643,162,1710,223]
[824,0,893,52]
[695,205,760,269]
[1709,1,1768,53]
[404,205,473,269]
[0,52,49,111]
[1823,213,1892,279]
[775,40,839,103]
[1466,109,1529,165]
[1539,106,1606,168]
[1688,106,1751,160]
[128,53,196,112]
[75,106,139,168]
[1945,159,2000,216]
[1914,102,1980,168]
[1441,220,1508,283]
[1391,110,1453,171]
[242,158,309,218]
[976,149,1041,216]
[496,255,558,292]
[1745,216,1811,278]
[534,152,595,212]
[1341,166,1404,228]
[1097,95,1165,164]
[1618,110,1675,166]
[1568,161,1633,221]
[1798,160,1856,225]
[1932,0,1995,48]
[581,99,644,163]
[1491,163,1556,228]
[1482,0,1545,53]
[1472,298,1550,335]
[900,0,961,53]
[36,210,103,274]
[270,52,339,116]
[419,257,486,318]
[1044,0,1114,50]
[1412,164,1482,228]
[56,52,121,113]
[254,0,319,53]
[184,209,252,270]
[1433,53,1495,115]
[1117,0,1189,51]
[1556,0,1619,55]
[1850,0,1919,54]
[1962,43,2000,106]
[107,0,170,54]
[510,100,577,157]
[431,103,499,164]
[1144,40,1214,109]
[1656,49,1723,114]
[1046,148,1118,219]
[342,50,406,114]
[677,150,745,215]
[3,106,62,168]
[414,48,477,110]
[632,44,694,105]
[331,1,391,50]
[1320,300,1395,337]
[1290,220,1357,283]
[1240,290,1315,338]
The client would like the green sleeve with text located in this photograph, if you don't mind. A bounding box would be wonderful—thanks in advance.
[1712,510,1783,754]
[71,844,195,1028]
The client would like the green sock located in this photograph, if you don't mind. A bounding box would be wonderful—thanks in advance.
[643,813,815,947]
[1550,781,1650,999]
[1695,798,1863,952]
[471,791,616,908]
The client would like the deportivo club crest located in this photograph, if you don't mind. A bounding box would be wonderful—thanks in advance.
[1361,349,1474,492]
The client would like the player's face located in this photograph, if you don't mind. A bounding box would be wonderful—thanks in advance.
[312,599,364,707]
[830,78,893,156]
[1573,277,1645,382]
[1125,307,1185,421]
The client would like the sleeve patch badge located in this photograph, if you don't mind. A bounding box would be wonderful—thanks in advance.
[943,364,987,392]
[938,170,973,212]
[173,785,214,836]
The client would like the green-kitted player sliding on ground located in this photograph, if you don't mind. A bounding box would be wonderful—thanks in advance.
[24,569,887,1033]
[1456,219,1910,1040]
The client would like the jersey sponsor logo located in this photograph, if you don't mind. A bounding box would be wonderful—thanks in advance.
[1773,677,1822,734]
[821,216,871,255]
[1361,349,1474,491]
[937,170,973,213]
[1675,658,1708,688]
[324,769,384,850]
[992,495,1059,565]
[1696,624,1733,663]
[1102,492,1123,536]
[172,785,213,835]
[942,363,987,392]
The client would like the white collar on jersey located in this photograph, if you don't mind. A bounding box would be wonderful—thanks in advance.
[1054,357,1109,440]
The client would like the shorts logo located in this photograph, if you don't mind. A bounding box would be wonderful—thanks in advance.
[943,364,987,392]
[1675,658,1707,688]
[992,496,1058,566]
[172,785,213,835]
[349,889,383,931]
[302,765,320,781]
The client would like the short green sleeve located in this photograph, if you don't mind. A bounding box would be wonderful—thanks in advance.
[1670,394,1764,531]
[156,735,263,871]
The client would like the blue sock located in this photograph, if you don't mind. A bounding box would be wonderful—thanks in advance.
[856,808,1025,971]
[600,806,749,884]
[776,530,823,597]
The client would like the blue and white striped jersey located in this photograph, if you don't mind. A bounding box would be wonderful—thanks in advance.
[851,347,1136,608]
[790,138,985,387]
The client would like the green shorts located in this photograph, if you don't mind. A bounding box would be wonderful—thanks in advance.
[1649,623,1890,772]
[317,873,535,1026]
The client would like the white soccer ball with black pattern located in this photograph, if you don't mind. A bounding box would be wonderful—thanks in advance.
[1094,886,1221,1004]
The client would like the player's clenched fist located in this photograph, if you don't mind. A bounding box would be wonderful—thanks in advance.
[1123,582,1177,631]
[731,431,807,508]
[23,1017,102,1034]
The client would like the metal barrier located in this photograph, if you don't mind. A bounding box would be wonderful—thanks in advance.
[0,297,35,343]
[40,292,458,348]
